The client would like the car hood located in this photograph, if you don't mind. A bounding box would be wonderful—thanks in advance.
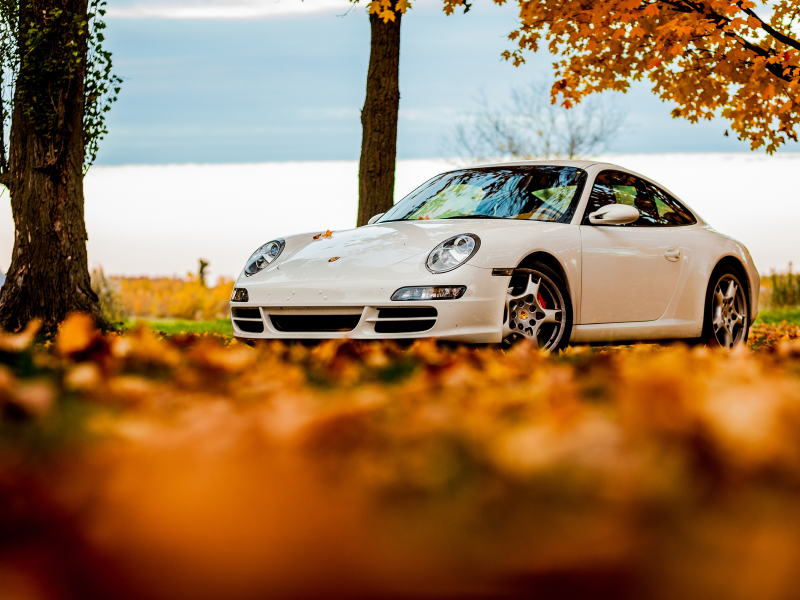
[270,219,560,274]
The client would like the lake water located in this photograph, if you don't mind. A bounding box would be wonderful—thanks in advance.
[0,154,796,281]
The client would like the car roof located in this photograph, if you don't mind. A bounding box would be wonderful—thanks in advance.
[446,159,607,171]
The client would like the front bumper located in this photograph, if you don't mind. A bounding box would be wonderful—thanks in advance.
[230,264,507,343]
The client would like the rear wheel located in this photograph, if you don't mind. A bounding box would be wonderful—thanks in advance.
[502,262,573,351]
[701,266,750,349]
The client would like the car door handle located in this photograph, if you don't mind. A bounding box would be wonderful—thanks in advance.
[664,247,681,262]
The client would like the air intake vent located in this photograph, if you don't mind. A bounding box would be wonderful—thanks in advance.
[233,307,261,319]
[235,320,264,333]
[270,315,360,333]
[377,307,437,319]
[373,306,437,334]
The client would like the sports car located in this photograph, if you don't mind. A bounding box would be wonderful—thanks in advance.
[230,160,758,350]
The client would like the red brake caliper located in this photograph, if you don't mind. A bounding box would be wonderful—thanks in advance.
[537,293,547,309]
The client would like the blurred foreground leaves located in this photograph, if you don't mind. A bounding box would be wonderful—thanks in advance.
[3,316,800,599]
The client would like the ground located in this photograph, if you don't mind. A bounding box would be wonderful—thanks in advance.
[2,314,800,599]
[122,317,232,337]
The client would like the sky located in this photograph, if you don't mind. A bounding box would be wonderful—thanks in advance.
[95,0,794,165]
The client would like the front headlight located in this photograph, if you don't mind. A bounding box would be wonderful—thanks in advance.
[426,234,480,273]
[244,239,285,276]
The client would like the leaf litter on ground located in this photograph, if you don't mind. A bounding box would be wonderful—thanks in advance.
[2,314,800,599]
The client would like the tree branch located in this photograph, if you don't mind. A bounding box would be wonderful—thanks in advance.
[733,1,800,53]
[658,0,800,83]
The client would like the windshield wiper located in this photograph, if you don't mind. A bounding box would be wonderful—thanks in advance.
[382,215,509,222]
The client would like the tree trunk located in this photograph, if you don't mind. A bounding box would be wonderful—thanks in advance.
[0,0,107,333]
[357,8,402,227]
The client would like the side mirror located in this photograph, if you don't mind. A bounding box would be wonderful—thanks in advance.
[367,213,385,225]
[589,204,639,225]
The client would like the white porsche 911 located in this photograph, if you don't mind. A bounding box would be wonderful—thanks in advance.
[230,161,758,350]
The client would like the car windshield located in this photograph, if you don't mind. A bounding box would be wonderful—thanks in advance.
[379,166,588,224]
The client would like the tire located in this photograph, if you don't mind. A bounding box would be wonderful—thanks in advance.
[502,261,573,351]
[699,264,750,349]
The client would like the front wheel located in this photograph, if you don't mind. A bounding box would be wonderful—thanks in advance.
[502,262,573,351]
[701,266,750,350]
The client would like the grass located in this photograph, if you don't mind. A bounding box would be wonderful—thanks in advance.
[755,307,800,325]
[123,318,232,337]
[118,309,798,340]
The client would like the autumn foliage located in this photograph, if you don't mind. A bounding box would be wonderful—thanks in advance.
[91,269,234,321]
[1,315,800,599]
[361,0,800,151]
[116,276,234,320]
[439,0,800,152]
[359,0,412,20]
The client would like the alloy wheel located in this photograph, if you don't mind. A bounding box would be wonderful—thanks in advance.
[503,272,566,350]
[711,273,748,350]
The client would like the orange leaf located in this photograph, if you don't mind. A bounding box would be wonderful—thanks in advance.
[0,318,41,353]
[56,313,98,356]
[642,4,659,17]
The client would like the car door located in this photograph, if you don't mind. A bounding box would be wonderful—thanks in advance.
[579,170,689,324]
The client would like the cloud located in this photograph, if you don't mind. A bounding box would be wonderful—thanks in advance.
[106,0,355,20]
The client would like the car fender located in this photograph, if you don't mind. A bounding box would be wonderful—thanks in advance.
[674,227,759,326]
[465,222,582,324]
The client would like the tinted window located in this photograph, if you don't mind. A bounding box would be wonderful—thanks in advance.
[645,182,697,226]
[582,171,697,227]
[582,170,651,226]
[379,166,588,224]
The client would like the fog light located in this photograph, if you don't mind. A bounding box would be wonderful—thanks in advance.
[391,286,466,301]
[231,288,249,302]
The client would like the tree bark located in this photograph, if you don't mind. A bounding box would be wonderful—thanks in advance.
[357,8,402,227]
[0,0,107,333]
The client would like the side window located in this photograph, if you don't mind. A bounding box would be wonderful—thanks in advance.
[582,170,655,226]
[646,182,697,226]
